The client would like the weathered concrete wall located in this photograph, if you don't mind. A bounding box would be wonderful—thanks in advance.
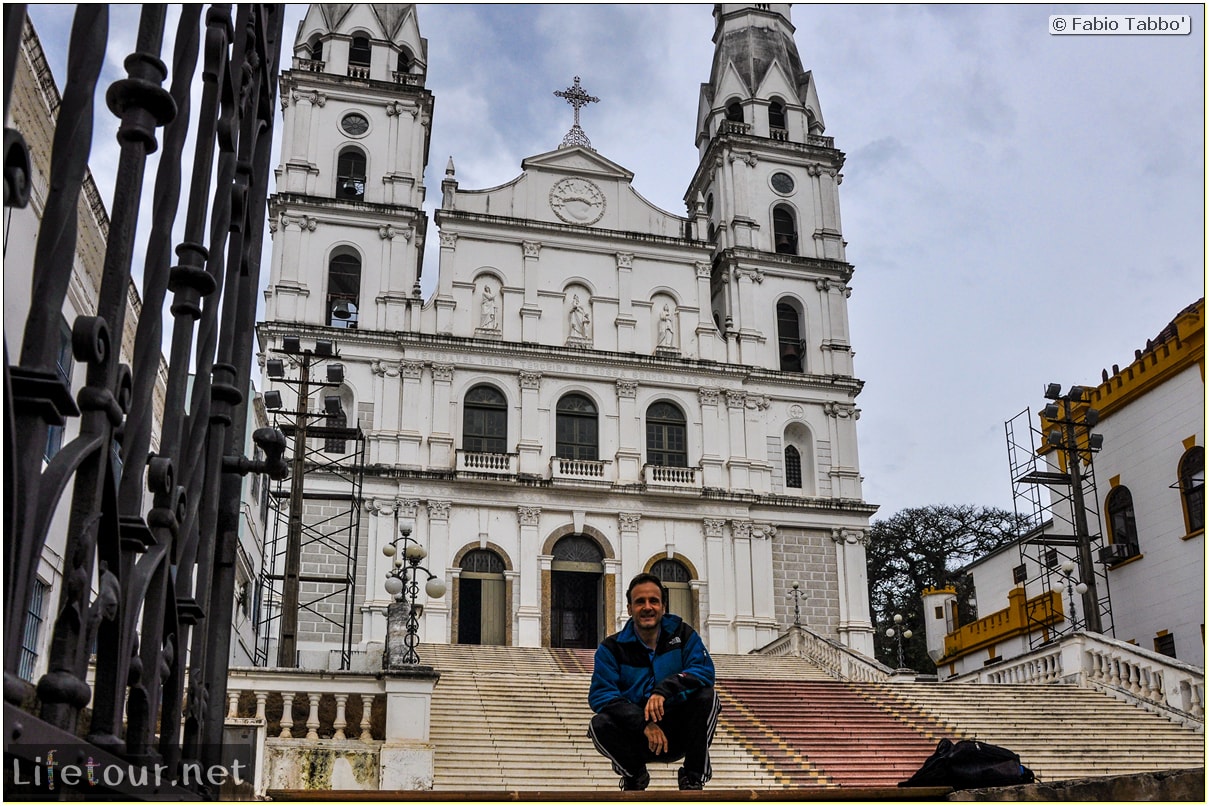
[948,768,1204,801]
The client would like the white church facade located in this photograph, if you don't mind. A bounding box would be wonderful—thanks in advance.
[258,3,876,660]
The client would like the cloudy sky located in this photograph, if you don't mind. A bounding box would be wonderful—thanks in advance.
[25,4,1206,520]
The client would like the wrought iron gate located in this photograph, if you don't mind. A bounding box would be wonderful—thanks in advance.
[4,4,285,797]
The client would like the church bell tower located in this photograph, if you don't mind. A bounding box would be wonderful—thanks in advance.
[265,3,432,333]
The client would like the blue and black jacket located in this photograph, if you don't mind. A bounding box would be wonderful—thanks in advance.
[589,613,715,713]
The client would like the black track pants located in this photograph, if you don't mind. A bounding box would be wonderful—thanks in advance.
[587,686,721,781]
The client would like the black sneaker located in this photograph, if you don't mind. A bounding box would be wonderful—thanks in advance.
[677,767,705,790]
[620,771,650,791]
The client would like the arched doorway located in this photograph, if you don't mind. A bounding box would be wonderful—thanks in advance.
[651,557,694,624]
[458,549,507,645]
[550,535,603,648]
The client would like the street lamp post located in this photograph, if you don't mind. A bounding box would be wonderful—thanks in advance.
[383,519,446,665]
[787,581,804,627]
[885,613,913,669]
[1056,560,1089,631]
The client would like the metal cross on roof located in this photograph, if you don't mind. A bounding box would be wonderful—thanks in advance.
[554,75,599,150]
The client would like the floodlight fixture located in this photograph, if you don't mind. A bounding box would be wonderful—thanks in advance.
[327,363,344,383]
[282,336,301,354]
[263,390,283,410]
[1068,385,1085,401]
[266,358,285,378]
[324,394,343,414]
[1044,383,1062,400]
[1042,403,1060,420]
[1084,409,1100,428]
[314,339,335,357]
[1088,433,1104,450]
[1047,430,1062,447]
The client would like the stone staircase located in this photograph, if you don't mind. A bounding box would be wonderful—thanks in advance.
[419,644,1205,792]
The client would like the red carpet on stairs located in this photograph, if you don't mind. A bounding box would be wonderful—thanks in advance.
[718,679,943,787]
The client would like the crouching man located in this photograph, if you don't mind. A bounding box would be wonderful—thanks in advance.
[587,573,722,791]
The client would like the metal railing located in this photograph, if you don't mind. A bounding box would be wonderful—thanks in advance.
[4,4,285,798]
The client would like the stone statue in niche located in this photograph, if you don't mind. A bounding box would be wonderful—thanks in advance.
[568,294,591,340]
[657,303,677,349]
[480,285,498,329]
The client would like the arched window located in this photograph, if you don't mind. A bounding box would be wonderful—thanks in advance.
[1106,486,1139,558]
[556,394,598,461]
[327,252,361,328]
[726,101,743,122]
[1179,446,1205,533]
[777,302,804,372]
[336,147,366,200]
[651,558,693,622]
[784,445,802,489]
[349,34,371,66]
[769,99,787,131]
[458,549,506,646]
[327,252,361,325]
[396,49,412,74]
[646,402,687,468]
[309,39,323,62]
[773,205,797,255]
[464,385,507,454]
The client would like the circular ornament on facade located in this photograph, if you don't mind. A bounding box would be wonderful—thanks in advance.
[789,404,805,419]
[549,177,606,226]
[770,171,795,195]
[341,112,369,136]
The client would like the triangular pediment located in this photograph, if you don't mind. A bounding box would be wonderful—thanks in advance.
[521,146,635,183]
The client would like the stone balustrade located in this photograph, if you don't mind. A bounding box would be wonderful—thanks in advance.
[550,456,610,483]
[643,463,703,489]
[456,449,518,476]
[758,624,892,683]
[347,64,370,79]
[294,57,324,72]
[954,631,1205,731]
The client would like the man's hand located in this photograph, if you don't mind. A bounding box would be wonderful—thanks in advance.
[644,693,665,724]
[643,722,668,755]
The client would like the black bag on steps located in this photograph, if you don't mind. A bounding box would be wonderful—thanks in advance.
[899,738,1036,789]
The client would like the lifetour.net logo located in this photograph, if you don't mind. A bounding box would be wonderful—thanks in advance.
[7,745,249,798]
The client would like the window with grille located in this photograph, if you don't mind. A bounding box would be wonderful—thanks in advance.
[773,205,797,254]
[784,444,802,488]
[461,549,506,575]
[1106,486,1139,555]
[327,251,361,327]
[777,302,803,372]
[18,579,47,682]
[1179,446,1204,533]
[1154,632,1176,658]
[768,99,787,131]
[646,402,687,467]
[324,409,347,454]
[556,394,598,460]
[336,147,366,200]
[349,35,371,66]
[464,385,508,454]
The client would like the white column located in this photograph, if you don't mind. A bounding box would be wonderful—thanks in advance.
[725,391,750,491]
[615,380,641,482]
[517,506,542,646]
[424,501,451,640]
[615,253,635,352]
[520,241,542,341]
[399,361,424,467]
[517,371,543,474]
[698,388,724,488]
[693,262,716,361]
[832,527,874,656]
[428,364,454,468]
[702,518,729,652]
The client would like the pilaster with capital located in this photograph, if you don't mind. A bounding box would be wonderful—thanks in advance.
[618,512,641,585]
[615,380,640,482]
[396,362,424,466]
[694,261,717,361]
[703,517,730,651]
[520,241,543,341]
[517,506,542,646]
[831,527,874,655]
[363,499,398,643]
[731,520,755,626]
[724,391,748,486]
[517,371,543,475]
[427,364,455,467]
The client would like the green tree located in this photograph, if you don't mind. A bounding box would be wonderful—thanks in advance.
[866,505,1030,672]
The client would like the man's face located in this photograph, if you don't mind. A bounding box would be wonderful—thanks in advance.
[627,581,665,630]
